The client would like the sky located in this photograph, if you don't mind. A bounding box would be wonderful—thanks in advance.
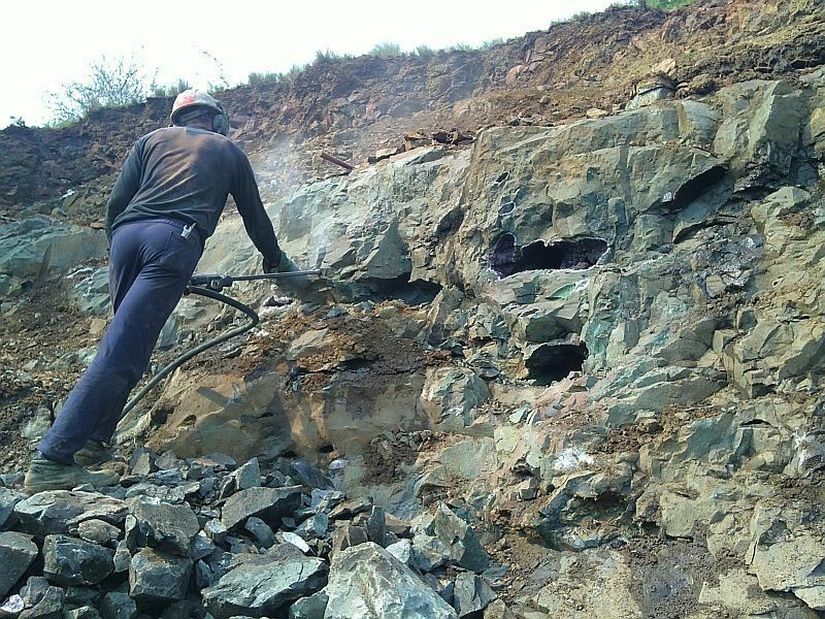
[1,0,619,128]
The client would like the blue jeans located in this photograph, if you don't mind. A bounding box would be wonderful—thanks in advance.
[39,219,203,464]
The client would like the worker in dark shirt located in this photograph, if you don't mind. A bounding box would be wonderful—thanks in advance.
[25,90,306,493]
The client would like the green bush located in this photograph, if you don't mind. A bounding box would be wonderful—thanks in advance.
[640,0,694,9]
[47,55,157,124]
[247,72,282,86]
[370,42,402,58]
[479,38,504,50]
[152,78,192,97]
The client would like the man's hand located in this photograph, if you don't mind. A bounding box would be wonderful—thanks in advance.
[262,253,314,291]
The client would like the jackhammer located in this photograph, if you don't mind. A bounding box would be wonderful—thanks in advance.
[120,269,324,417]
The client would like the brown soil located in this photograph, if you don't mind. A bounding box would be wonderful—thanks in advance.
[0,279,95,471]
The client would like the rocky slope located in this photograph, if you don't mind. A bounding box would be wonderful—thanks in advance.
[2,1,825,618]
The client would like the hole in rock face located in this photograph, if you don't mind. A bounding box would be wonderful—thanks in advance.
[489,234,608,277]
[526,343,588,385]
[362,273,443,305]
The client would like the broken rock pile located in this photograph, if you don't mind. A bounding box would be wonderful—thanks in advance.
[0,449,504,619]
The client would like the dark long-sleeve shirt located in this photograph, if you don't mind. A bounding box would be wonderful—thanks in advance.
[105,126,280,264]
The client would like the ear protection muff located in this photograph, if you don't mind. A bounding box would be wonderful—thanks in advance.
[212,103,230,136]
[170,104,230,136]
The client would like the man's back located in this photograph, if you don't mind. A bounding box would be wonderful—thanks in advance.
[106,126,279,262]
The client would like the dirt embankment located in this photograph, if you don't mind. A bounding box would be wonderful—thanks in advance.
[1,0,822,219]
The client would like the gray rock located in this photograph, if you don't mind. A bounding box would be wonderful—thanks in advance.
[203,544,327,619]
[366,506,386,547]
[42,535,114,586]
[64,607,102,619]
[453,572,496,617]
[14,491,126,538]
[0,487,23,530]
[295,513,329,540]
[63,586,99,608]
[324,542,457,619]
[289,590,328,619]
[420,368,490,430]
[331,523,368,556]
[220,486,303,531]
[233,458,261,491]
[204,518,228,545]
[112,541,130,573]
[76,519,121,547]
[0,216,107,281]
[386,539,413,565]
[194,559,213,589]
[0,594,24,615]
[18,584,64,619]
[192,531,216,560]
[128,548,192,604]
[483,599,516,619]
[124,497,199,556]
[412,504,489,573]
[289,461,335,490]
[0,531,39,600]
[99,591,137,619]
[244,517,275,549]
[280,532,311,555]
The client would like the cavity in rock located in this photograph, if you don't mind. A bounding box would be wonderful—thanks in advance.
[489,234,607,277]
[360,273,443,305]
[526,343,588,385]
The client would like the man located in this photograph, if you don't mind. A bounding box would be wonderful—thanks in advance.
[25,90,306,493]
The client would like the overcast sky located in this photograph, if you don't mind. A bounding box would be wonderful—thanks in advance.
[2,0,618,128]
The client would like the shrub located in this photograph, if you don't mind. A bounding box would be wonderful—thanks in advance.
[639,0,694,9]
[152,78,192,98]
[479,38,505,50]
[247,72,282,86]
[47,55,157,124]
[370,42,402,58]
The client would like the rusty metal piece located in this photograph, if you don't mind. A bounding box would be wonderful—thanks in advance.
[321,152,354,172]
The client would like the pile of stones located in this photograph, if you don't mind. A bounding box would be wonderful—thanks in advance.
[0,450,507,619]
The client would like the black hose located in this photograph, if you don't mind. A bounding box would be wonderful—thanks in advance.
[119,286,260,418]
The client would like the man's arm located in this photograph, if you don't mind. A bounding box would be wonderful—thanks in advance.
[105,141,143,240]
[231,148,282,266]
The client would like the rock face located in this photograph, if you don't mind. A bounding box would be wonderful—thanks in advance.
[324,543,458,619]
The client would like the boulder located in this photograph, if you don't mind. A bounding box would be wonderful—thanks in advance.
[0,531,38,600]
[221,486,303,531]
[453,572,496,617]
[203,544,327,619]
[42,535,114,586]
[0,487,23,530]
[124,496,199,556]
[128,548,192,604]
[411,504,489,573]
[99,591,138,619]
[14,491,126,538]
[324,542,457,619]
[289,590,329,619]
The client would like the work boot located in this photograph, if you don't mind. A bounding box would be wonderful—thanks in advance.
[74,439,113,466]
[24,454,120,494]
